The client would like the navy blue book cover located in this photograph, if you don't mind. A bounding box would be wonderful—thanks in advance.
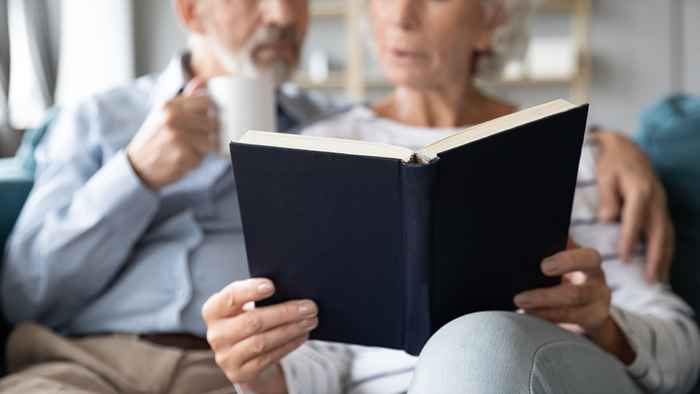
[230,104,588,355]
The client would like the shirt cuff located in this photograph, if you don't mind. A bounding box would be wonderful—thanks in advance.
[608,306,656,383]
[80,150,159,231]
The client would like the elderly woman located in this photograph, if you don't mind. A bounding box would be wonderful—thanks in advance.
[203,1,698,393]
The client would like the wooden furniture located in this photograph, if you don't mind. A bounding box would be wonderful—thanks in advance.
[296,0,592,103]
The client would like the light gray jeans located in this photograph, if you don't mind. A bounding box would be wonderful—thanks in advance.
[409,312,644,394]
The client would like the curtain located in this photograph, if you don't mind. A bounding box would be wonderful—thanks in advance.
[0,0,13,156]
[56,0,134,104]
[23,0,60,108]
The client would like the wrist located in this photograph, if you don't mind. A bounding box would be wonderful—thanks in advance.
[241,364,288,394]
[126,150,160,192]
[588,317,636,365]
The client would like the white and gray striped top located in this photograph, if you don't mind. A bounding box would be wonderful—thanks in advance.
[277,107,700,394]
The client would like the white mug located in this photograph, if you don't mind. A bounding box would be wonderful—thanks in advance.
[207,73,277,157]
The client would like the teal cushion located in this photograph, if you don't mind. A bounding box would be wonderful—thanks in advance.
[636,94,700,321]
[0,159,34,255]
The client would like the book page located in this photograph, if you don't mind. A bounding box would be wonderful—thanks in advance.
[417,99,577,162]
[239,131,416,162]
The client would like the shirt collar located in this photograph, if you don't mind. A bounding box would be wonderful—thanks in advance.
[151,52,192,106]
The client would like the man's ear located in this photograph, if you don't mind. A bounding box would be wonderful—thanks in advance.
[475,0,507,52]
[175,0,208,35]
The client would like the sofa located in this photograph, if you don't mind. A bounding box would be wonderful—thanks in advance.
[0,98,698,387]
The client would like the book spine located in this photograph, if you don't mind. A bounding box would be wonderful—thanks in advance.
[400,161,437,356]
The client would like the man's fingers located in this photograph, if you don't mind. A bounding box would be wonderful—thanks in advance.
[618,191,647,263]
[644,210,667,282]
[202,279,275,322]
[541,248,603,277]
[206,300,318,350]
[514,283,594,310]
[597,172,621,222]
[184,77,208,97]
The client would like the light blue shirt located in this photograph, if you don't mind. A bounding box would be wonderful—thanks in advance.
[2,54,338,336]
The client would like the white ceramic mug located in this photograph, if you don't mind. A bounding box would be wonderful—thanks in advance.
[207,73,277,156]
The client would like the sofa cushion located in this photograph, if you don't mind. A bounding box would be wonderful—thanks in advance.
[636,94,700,327]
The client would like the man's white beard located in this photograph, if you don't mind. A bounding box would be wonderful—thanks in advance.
[208,27,294,87]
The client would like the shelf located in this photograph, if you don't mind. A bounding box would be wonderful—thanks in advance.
[539,0,578,13]
[294,71,582,90]
[310,1,579,17]
[310,2,345,18]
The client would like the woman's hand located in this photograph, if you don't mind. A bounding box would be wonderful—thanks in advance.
[514,244,636,364]
[594,131,675,282]
[202,278,319,394]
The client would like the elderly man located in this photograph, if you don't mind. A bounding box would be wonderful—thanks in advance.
[0,0,674,393]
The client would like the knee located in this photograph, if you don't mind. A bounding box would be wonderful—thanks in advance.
[409,312,582,394]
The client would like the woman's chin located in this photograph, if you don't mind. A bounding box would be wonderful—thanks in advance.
[385,72,437,91]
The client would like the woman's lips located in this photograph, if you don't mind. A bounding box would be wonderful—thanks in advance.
[387,48,427,64]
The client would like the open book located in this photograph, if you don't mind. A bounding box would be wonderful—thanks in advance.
[230,99,589,355]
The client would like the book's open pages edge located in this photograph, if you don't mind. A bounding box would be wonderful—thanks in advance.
[416,99,577,162]
[237,99,577,164]
[239,131,415,162]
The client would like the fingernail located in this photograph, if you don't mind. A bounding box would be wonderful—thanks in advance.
[542,258,558,274]
[514,294,530,308]
[300,318,318,330]
[257,282,274,294]
[298,301,317,317]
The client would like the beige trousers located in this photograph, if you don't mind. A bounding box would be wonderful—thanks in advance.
[0,323,236,394]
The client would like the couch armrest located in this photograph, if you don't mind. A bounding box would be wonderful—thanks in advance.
[0,158,34,253]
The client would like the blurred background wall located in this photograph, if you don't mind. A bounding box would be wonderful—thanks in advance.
[2,0,699,157]
[132,0,700,134]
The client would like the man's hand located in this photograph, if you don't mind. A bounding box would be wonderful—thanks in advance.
[514,245,636,364]
[127,79,218,191]
[202,278,319,394]
[594,131,675,282]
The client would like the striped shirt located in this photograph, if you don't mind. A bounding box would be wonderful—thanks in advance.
[276,106,700,394]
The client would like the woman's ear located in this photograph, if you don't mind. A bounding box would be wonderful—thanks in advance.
[176,0,208,35]
[475,0,508,52]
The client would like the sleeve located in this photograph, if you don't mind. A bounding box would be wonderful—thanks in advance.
[570,145,700,394]
[1,99,160,327]
[279,341,353,394]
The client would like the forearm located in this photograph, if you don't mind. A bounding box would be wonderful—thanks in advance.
[588,316,636,365]
[2,151,159,325]
[609,306,700,394]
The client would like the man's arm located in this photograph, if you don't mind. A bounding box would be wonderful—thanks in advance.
[593,131,674,282]
[2,100,160,327]
[2,84,217,327]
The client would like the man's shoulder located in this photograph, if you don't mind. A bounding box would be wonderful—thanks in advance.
[41,74,160,158]
[64,74,158,122]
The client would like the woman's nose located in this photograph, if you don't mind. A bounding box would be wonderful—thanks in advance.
[261,0,297,26]
[384,0,421,30]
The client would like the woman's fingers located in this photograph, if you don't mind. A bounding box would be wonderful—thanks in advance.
[514,283,597,310]
[238,334,309,382]
[202,278,276,322]
[220,334,309,384]
[206,299,318,351]
[541,248,603,278]
[215,320,316,383]
[232,317,318,366]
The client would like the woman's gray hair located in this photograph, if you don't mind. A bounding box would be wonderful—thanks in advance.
[477,0,539,81]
